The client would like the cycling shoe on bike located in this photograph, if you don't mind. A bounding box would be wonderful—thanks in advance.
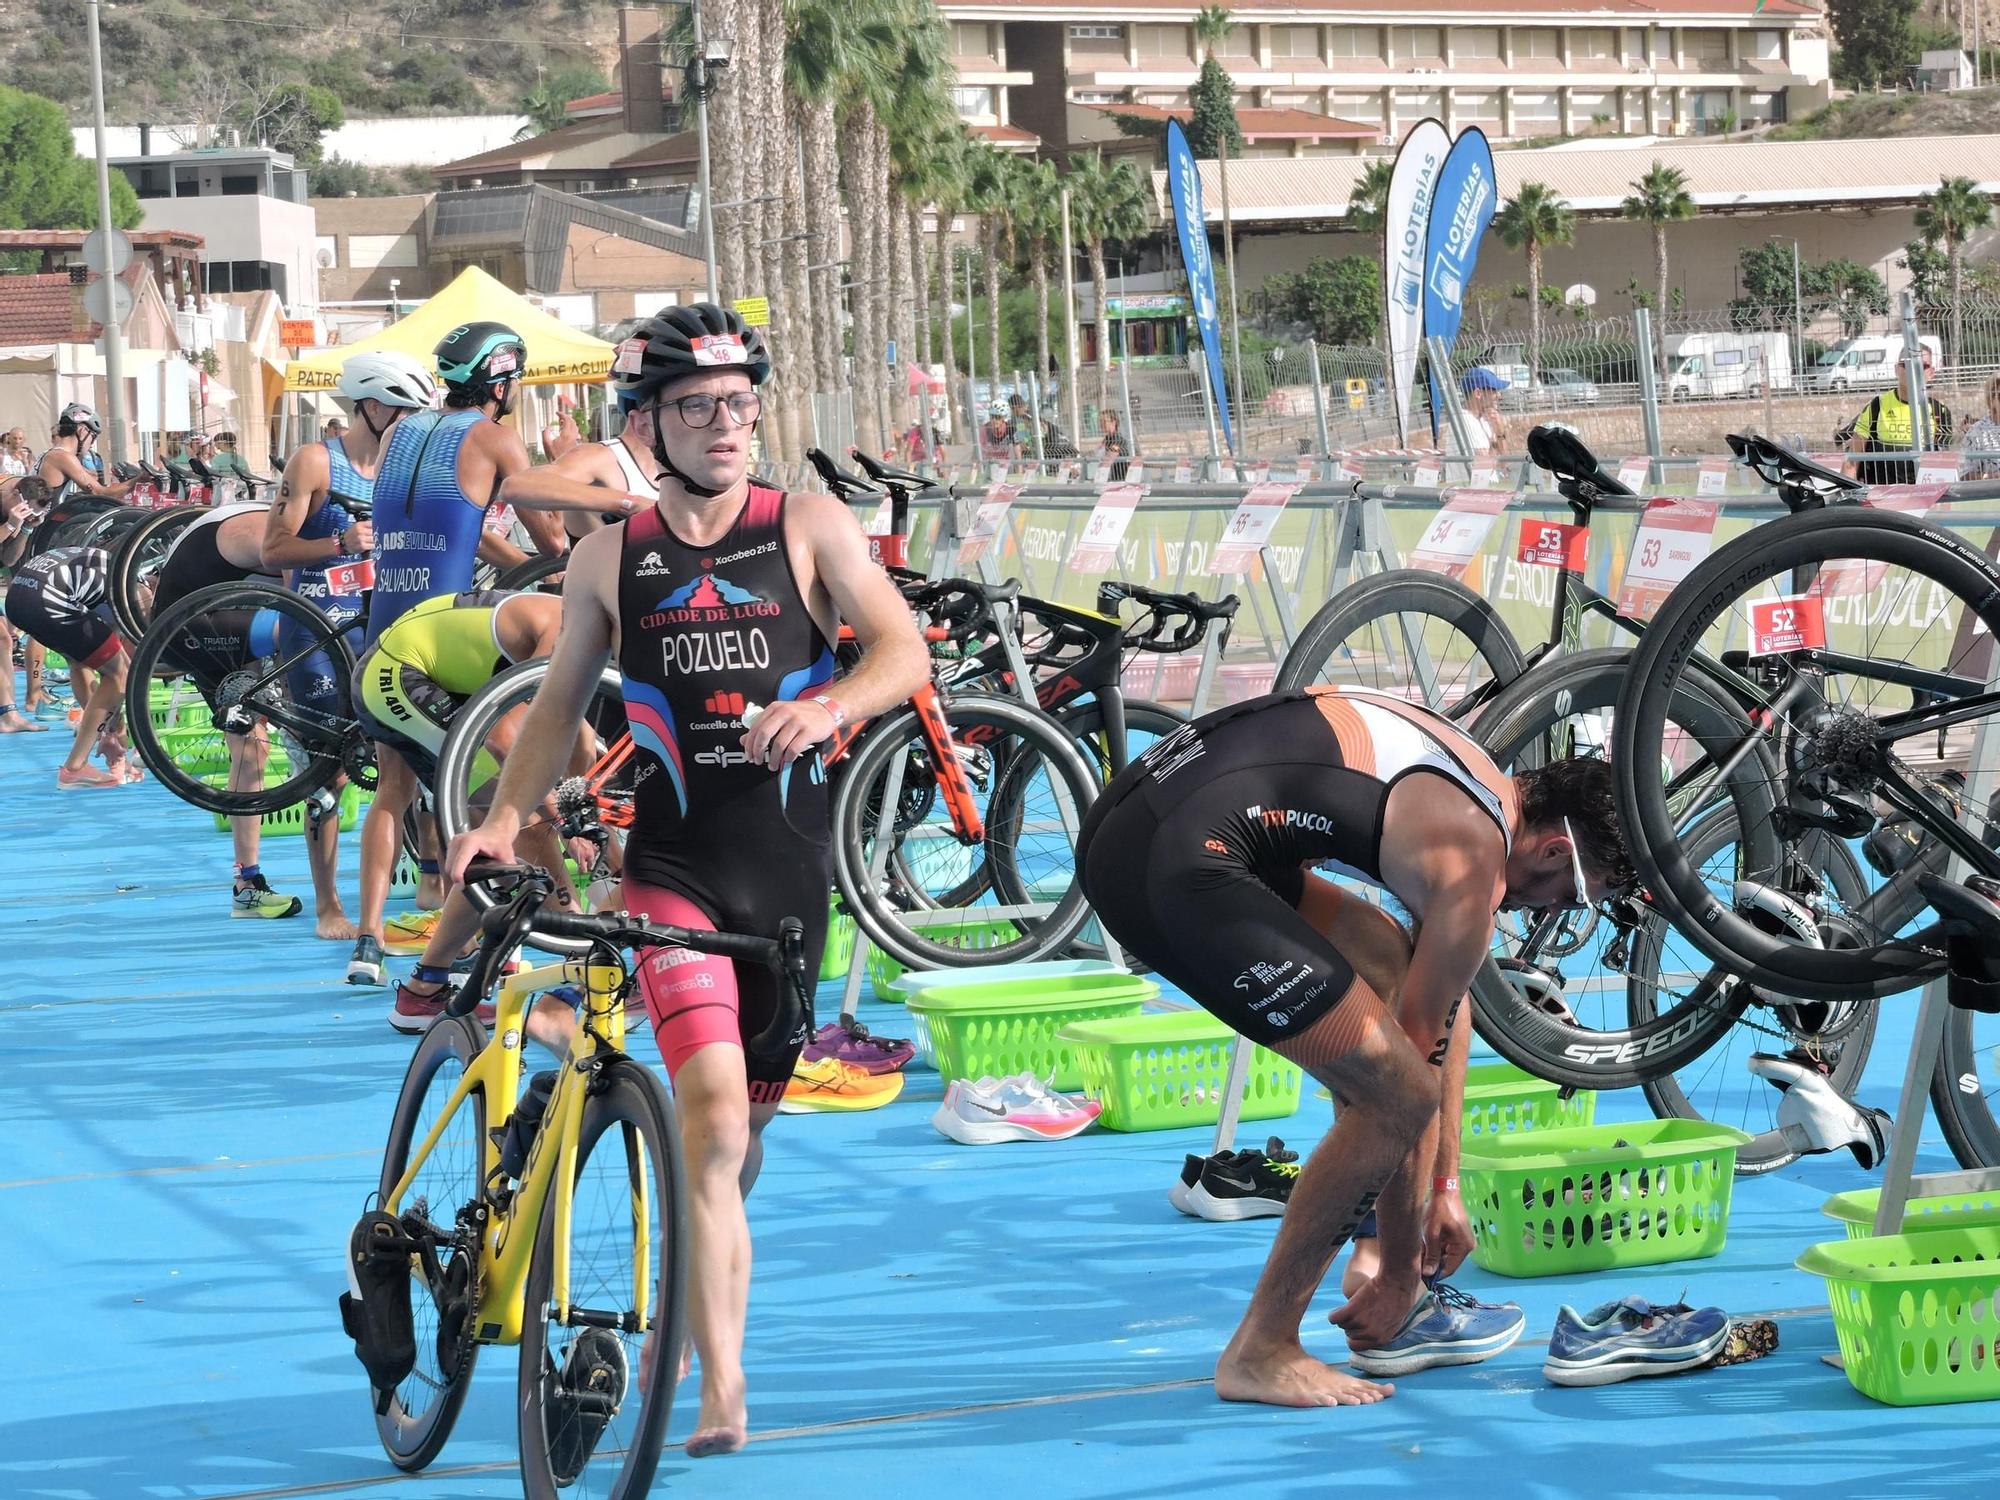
[544,1328,629,1484]
[1747,1051,1891,1168]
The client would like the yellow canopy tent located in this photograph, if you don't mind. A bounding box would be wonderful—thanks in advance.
[283,266,615,393]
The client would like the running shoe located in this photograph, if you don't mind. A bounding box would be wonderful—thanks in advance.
[32,697,72,721]
[382,908,442,956]
[931,1074,1100,1144]
[231,874,303,920]
[1543,1296,1731,1387]
[346,935,385,987]
[1170,1137,1301,1220]
[801,1019,915,1075]
[56,763,124,790]
[388,980,494,1034]
[1347,1282,1527,1376]
[778,1056,906,1113]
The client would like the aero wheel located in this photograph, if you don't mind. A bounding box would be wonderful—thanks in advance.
[432,659,632,956]
[495,551,571,594]
[1614,506,2000,1000]
[1273,568,1526,720]
[1466,648,1788,1093]
[832,692,1100,970]
[518,1058,684,1500]
[125,580,357,815]
[108,504,202,640]
[373,1015,486,1471]
[1936,1002,2000,1170]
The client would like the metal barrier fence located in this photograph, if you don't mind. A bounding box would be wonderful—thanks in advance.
[844,478,2000,709]
[962,296,2000,471]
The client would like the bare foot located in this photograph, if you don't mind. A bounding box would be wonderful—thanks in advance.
[418,877,446,910]
[316,909,359,941]
[0,711,46,733]
[685,1376,747,1458]
[1215,1340,1394,1408]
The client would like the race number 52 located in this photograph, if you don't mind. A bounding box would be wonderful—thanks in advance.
[1748,595,1825,657]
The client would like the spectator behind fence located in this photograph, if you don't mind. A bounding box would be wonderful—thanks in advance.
[1097,408,1131,480]
[1843,345,1953,485]
[978,404,1018,463]
[1961,376,2000,480]
[1460,367,1509,454]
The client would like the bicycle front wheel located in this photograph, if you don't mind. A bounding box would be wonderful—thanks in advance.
[125,580,357,815]
[1615,507,2000,1000]
[373,1015,486,1471]
[832,693,1100,970]
[518,1058,685,1500]
[1273,568,1525,718]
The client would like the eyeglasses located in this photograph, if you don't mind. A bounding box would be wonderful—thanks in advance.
[1562,816,1591,908]
[658,391,762,429]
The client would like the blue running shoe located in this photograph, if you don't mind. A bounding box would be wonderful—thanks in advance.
[1543,1296,1730,1387]
[1346,1281,1527,1375]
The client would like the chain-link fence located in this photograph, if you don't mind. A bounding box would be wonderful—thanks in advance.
[1029,297,2000,469]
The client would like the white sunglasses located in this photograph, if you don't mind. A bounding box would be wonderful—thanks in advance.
[1562,816,1590,908]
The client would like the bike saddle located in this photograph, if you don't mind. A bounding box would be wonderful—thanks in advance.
[851,450,935,491]
[190,457,216,483]
[805,447,880,502]
[1526,424,1632,496]
[1726,433,1863,494]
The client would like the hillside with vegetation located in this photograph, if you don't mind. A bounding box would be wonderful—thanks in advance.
[1772,83,2000,139]
[0,0,615,125]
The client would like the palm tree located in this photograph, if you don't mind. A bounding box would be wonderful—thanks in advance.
[1012,157,1063,425]
[1493,182,1575,383]
[1916,175,1997,375]
[1344,158,1394,235]
[920,130,969,388]
[964,143,1018,395]
[1067,150,1153,413]
[1620,162,1696,377]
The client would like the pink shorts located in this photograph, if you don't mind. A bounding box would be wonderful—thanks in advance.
[623,880,796,1105]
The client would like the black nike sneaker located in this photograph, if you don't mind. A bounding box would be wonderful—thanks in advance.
[1169,1137,1301,1220]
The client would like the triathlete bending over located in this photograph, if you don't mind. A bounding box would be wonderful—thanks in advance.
[1077,688,1632,1408]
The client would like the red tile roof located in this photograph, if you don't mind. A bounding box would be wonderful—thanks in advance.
[1087,102,1378,139]
[942,0,1812,14]
[0,229,204,252]
[0,274,84,344]
[970,122,1042,146]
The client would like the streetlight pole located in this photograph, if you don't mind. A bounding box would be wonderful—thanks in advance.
[963,247,978,440]
[689,0,722,303]
[86,0,127,466]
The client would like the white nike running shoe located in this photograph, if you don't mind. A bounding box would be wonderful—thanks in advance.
[931,1074,1101,1145]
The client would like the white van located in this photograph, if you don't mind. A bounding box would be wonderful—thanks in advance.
[1803,335,1944,393]
[1663,332,1794,400]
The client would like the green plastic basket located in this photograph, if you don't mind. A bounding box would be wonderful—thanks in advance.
[864,916,1020,997]
[1461,1118,1752,1278]
[147,683,213,732]
[209,783,362,836]
[1462,1063,1597,1141]
[1822,1186,2000,1240]
[1797,1225,2000,1405]
[171,729,295,782]
[821,906,857,982]
[1058,1010,1302,1131]
[903,973,1155,1087]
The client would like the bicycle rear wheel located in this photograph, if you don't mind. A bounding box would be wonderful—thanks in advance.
[108,504,203,640]
[1614,507,2000,1000]
[832,693,1100,970]
[1273,568,1525,719]
[373,1015,486,1471]
[496,551,570,594]
[518,1058,684,1500]
[125,580,357,815]
[1937,1003,2000,1169]
[1465,649,1800,1097]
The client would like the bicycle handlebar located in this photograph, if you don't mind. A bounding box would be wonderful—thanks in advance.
[451,861,811,1052]
[1095,581,1241,654]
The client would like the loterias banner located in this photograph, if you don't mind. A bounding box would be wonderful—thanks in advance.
[1164,119,1235,454]
[1382,118,1451,448]
[1422,127,1499,442]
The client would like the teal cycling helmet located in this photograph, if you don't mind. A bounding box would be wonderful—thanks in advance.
[434,320,527,392]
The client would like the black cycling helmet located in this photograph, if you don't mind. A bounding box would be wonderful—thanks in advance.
[611,303,771,405]
[434,320,527,391]
[613,304,771,500]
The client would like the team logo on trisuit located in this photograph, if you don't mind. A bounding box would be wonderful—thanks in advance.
[646,572,780,623]
[634,549,672,577]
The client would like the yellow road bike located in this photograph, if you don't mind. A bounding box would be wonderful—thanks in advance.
[342,860,811,1498]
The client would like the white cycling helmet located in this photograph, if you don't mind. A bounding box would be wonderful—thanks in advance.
[337,351,437,410]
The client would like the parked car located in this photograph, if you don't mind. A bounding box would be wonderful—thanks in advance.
[1502,367,1601,410]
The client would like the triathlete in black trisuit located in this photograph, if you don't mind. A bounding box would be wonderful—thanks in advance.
[1079,686,1631,1410]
